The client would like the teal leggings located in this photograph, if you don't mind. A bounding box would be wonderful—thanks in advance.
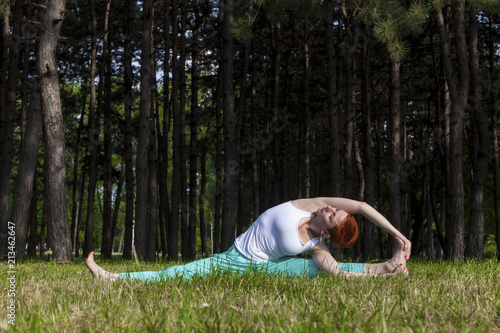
[120,245,366,282]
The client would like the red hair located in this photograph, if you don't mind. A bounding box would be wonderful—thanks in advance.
[328,214,358,248]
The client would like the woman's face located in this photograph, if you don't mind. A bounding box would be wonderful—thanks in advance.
[316,205,348,230]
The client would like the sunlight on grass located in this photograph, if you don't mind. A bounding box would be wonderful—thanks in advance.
[1,258,499,332]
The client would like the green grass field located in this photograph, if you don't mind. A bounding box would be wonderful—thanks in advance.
[1,257,499,332]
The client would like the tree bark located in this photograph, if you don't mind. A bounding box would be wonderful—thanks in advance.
[83,1,99,257]
[220,0,238,251]
[37,0,72,262]
[101,0,114,259]
[111,159,125,255]
[272,22,283,205]
[436,3,468,260]
[199,117,212,257]
[122,0,135,260]
[146,105,158,261]
[326,0,341,197]
[179,0,188,259]
[214,74,223,254]
[360,25,375,260]
[302,17,311,199]
[250,41,260,220]
[135,0,154,258]
[169,0,180,260]
[0,1,18,259]
[11,80,42,260]
[388,59,402,238]
[188,10,200,260]
[465,7,488,259]
[70,79,88,254]
[158,0,171,260]
[488,16,500,261]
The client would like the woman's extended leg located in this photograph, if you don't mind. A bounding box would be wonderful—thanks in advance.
[85,252,120,282]
[86,246,259,283]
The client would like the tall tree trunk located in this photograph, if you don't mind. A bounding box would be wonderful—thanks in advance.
[37,0,72,262]
[188,12,200,260]
[122,0,135,260]
[199,117,212,257]
[179,0,188,259]
[489,16,500,261]
[158,0,171,261]
[83,1,99,257]
[388,59,402,239]
[465,8,488,259]
[70,79,88,253]
[169,0,180,260]
[0,0,21,259]
[436,3,468,260]
[101,0,114,259]
[221,0,238,251]
[146,106,158,261]
[250,42,260,220]
[342,11,358,202]
[326,0,341,197]
[302,17,311,199]
[135,0,154,258]
[272,22,283,205]
[236,40,249,237]
[360,26,375,260]
[214,52,223,253]
[11,81,42,260]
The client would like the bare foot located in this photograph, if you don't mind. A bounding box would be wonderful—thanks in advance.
[85,252,120,282]
[386,237,409,276]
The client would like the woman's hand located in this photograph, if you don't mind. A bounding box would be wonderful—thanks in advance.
[400,237,412,262]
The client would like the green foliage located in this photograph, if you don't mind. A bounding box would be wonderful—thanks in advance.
[232,17,254,41]
[354,0,429,61]
[0,0,7,15]
[2,259,499,331]
[470,0,500,14]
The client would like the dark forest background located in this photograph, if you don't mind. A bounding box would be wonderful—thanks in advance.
[1,0,500,263]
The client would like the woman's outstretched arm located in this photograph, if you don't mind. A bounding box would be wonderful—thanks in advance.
[310,241,408,277]
[293,197,411,260]
[310,243,369,278]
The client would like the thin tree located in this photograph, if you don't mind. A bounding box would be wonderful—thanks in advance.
[169,0,181,260]
[188,2,201,260]
[435,2,469,260]
[101,0,114,259]
[326,0,341,197]
[465,6,489,259]
[135,0,154,258]
[122,0,135,260]
[221,0,238,251]
[158,0,171,260]
[70,79,88,254]
[179,0,189,258]
[83,0,99,257]
[0,0,22,258]
[11,80,43,260]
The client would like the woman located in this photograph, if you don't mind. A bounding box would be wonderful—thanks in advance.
[85,197,411,282]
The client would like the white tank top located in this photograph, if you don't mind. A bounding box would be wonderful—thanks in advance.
[234,201,320,262]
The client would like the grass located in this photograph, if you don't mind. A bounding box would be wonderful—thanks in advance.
[1,257,499,332]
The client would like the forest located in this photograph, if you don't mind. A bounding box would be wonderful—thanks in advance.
[1,0,499,263]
